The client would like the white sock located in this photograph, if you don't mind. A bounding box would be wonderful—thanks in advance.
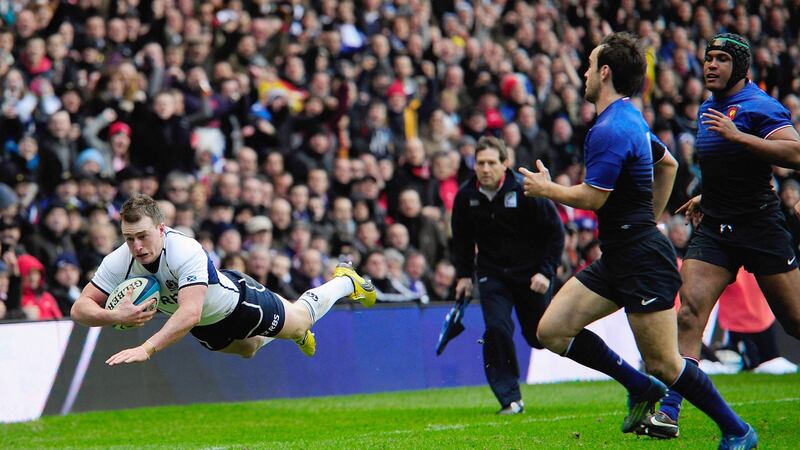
[297,277,353,325]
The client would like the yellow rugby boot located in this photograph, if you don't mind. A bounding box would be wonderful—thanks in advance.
[333,261,377,307]
[294,330,316,357]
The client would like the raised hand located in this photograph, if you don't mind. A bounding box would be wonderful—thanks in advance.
[676,195,703,227]
[518,160,552,197]
[702,108,742,142]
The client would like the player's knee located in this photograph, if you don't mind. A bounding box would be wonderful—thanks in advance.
[522,328,543,349]
[676,301,704,332]
[536,321,563,352]
[643,357,681,384]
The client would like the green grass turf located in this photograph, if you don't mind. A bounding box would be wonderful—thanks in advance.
[2,372,797,449]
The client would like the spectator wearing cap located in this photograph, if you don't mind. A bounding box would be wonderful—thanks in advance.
[27,201,76,273]
[50,252,82,316]
[0,183,19,223]
[75,148,107,177]
[0,135,41,188]
[17,254,62,321]
[82,107,133,173]
[243,215,273,251]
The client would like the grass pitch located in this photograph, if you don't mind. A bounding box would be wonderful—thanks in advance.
[2,372,798,449]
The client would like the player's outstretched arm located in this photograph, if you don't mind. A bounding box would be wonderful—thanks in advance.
[106,285,205,365]
[519,161,610,211]
[703,108,800,168]
[653,150,678,219]
[72,283,156,328]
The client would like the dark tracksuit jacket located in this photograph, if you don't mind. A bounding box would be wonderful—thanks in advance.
[451,169,565,407]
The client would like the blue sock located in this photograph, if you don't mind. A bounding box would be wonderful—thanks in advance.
[670,359,748,436]
[564,329,651,395]
[659,357,696,421]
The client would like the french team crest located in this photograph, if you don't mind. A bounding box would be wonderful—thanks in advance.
[726,106,739,120]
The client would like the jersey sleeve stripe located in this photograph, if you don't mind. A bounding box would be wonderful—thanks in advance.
[585,182,614,192]
[179,282,209,290]
[90,280,110,296]
[764,124,793,140]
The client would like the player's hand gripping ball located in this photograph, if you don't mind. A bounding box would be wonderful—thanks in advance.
[105,276,161,330]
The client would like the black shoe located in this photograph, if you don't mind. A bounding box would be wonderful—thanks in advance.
[622,375,668,433]
[635,411,680,439]
[497,400,524,415]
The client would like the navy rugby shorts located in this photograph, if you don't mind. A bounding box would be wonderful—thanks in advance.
[576,229,681,313]
[190,270,286,351]
[685,208,797,276]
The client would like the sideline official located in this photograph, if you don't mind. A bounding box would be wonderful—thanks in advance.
[451,137,564,414]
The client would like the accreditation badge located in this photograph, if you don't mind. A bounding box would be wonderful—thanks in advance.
[504,191,517,208]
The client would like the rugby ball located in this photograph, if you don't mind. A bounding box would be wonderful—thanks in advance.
[105,276,161,330]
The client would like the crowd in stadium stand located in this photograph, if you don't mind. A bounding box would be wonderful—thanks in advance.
[0,0,799,330]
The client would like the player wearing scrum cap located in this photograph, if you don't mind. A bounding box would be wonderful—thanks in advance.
[519,32,755,449]
[640,33,799,447]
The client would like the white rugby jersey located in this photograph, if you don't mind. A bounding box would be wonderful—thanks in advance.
[91,227,240,326]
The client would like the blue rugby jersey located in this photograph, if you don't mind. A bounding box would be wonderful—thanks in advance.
[696,81,793,219]
[583,98,658,243]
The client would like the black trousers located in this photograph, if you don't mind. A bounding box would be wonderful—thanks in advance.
[478,275,551,408]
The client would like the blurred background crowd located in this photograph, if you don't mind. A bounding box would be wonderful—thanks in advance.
[0,0,799,371]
